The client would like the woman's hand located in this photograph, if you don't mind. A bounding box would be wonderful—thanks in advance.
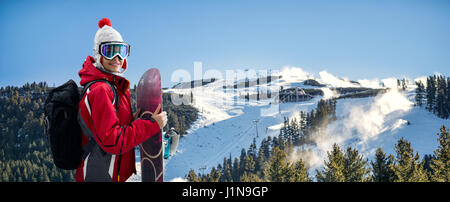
[152,111,168,130]
[138,104,168,129]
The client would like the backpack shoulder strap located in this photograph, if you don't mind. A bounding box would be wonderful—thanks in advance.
[81,79,119,112]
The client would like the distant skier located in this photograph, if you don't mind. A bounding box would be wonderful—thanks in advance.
[76,18,167,182]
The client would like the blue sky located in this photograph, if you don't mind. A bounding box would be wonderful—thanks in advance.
[0,0,449,88]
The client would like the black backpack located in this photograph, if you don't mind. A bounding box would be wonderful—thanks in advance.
[44,79,118,170]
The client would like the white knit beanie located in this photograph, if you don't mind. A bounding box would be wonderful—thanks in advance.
[93,18,127,75]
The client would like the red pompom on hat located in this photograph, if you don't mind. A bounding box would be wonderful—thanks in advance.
[98,18,112,28]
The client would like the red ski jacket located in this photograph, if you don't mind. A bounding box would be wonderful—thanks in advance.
[76,56,160,182]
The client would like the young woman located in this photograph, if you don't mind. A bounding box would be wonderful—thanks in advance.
[76,18,167,182]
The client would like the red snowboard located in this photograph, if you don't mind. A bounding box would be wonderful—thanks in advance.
[136,68,163,182]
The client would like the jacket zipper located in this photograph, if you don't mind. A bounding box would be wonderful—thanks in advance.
[116,125,127,181]
[116,154,122,181]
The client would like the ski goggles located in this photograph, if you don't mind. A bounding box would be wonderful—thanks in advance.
[98,41,130,60]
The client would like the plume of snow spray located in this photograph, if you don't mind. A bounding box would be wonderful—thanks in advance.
[277,66,314,82]
[290,89,413,169]
[318,70,359,88]
[320,87,338,100]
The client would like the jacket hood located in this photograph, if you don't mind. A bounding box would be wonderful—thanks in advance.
[79,56,130,93]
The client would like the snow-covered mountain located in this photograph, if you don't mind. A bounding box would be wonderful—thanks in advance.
[127,67,448,182]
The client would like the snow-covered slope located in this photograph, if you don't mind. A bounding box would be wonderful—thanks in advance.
[289,89,449,173]
[128,67,448,182]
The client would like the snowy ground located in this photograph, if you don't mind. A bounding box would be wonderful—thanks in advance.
[128,67,449,182]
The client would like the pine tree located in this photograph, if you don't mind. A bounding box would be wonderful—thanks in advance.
[422,154,436,178]
[278,136,286,151]
[317,144,370,182]
[221,157,233,182]
[446,78,450,119]
[307,109,314,134]
[240,172,263,182]
[168,110,180,132]
[430,125,450,182]
[264,147,289,182]
[271,136,279,151]
[232,157,240,182]
[343,147,370,182]
[261,137,271,161]
[1,171,9,182]
[239,149,247,178]
[426,76,437,112]
[435,76,447,118]
[248,138,257,159]
[415,81,426,107]
[371,148,395,182]
[280,117,289,141]
[255,147,265,176]
[206,167,221,182]
[390,138,428,182]
[243,155,256,175]
[402,78,408,90]
[287,159,310,182]
[298,111,307,144]
[316,144,346,182]
[186,169,202,182]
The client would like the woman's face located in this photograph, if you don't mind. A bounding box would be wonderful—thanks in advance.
[102,56,124,73]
